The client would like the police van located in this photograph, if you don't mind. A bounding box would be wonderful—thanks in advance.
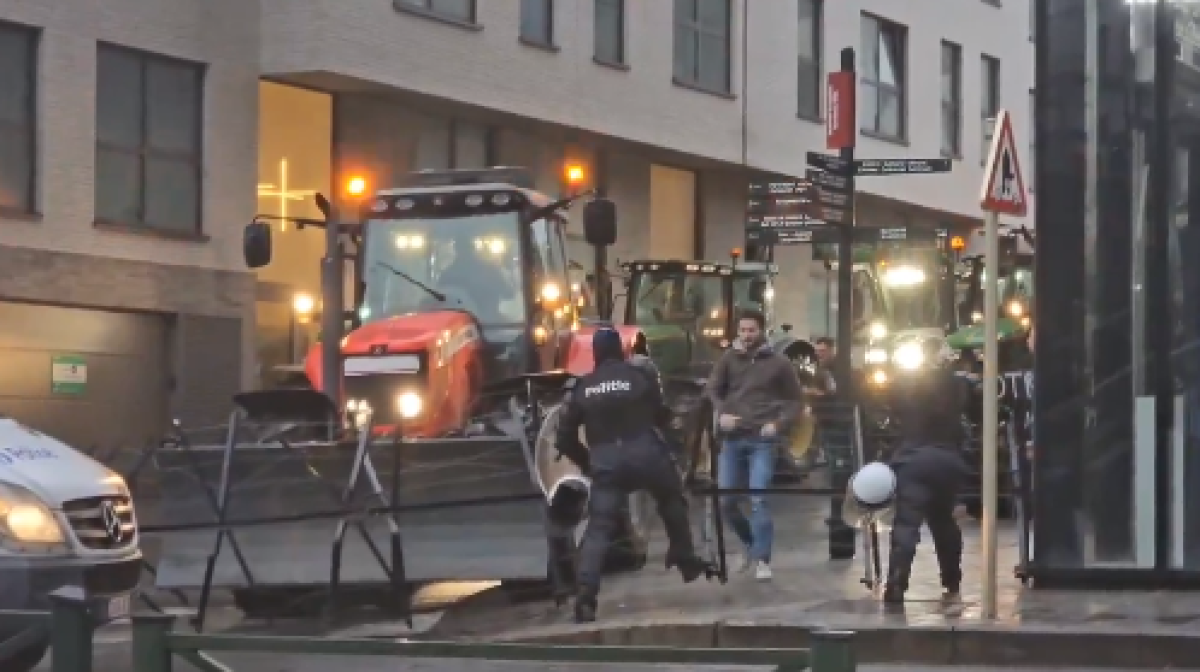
[0,415,141,672]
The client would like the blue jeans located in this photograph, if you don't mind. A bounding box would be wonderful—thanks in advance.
[718,436,778,562]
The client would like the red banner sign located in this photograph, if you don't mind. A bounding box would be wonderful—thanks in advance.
[826,71,855,151]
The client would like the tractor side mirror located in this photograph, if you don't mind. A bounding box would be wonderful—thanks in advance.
[748,278,767,303]
[583,198,617,247]
[244,219,272,268]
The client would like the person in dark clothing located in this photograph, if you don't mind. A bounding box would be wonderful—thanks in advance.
[437,232,513,322]
[883,338,971,603]
[556,329,711,623]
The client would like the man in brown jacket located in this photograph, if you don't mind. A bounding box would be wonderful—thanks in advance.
[707,309,804,580]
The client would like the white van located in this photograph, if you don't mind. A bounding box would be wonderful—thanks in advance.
[0,416,142,672]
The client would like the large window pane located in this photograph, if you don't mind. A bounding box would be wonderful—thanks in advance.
[431,0,473,20]
[96,48,143,147]
[0,125,32,210]
[144,157,199,231]
[520,0,552,44]
[674,0,730,92]
[698,0,728,31]
[595,0,624,64]
[146,59,200,153]
[95,45,203,232]
[941,41,961,156]
[860,14,906,138]
[698,32,729,91]
[95,148,141,223]
[0,24,34,124]
[798,0,822,118]
[0,22,36,213]
[454,121,489,168]
[674,23,696,81]
[415,116,451,170]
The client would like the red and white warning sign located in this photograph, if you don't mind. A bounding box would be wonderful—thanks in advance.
[979,110,1027,216]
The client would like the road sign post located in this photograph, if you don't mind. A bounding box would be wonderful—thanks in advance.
[978,109,1028,619]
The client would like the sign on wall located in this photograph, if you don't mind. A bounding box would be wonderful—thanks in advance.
[51,355,87,395]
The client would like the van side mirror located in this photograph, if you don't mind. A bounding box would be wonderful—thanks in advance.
[748,279,767,303]
[583,198,617,247]
[244,219,272,268]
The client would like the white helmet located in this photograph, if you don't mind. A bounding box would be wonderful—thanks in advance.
[842,461,897,527]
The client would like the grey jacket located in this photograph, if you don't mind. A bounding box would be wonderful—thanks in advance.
[707,341,803,431]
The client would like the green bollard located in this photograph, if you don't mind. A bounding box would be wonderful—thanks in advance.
[48,586,94,672]
[131,613,176,672]
[809,629,855,672]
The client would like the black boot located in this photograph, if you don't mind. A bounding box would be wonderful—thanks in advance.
[882,583,905,603]
[666,553,716,582]
[574,592,597,623]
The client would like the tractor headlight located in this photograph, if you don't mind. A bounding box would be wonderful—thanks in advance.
[0,483,65,552]
[1007,300,1025,317]
[397,392,423,419]
[893,342,925,370]
[540,282,562,303]
[871,369,888,386]
[865,348,888,364]
[869,322,887,339]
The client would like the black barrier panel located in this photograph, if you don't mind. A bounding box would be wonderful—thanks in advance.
[152,430,545,592]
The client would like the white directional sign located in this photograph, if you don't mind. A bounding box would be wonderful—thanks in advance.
[980,110,1028,217]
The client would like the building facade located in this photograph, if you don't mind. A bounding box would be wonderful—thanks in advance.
[1033,0,1200,583]
[0,0,1033,449]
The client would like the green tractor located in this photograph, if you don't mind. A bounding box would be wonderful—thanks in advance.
[809,229,960,398]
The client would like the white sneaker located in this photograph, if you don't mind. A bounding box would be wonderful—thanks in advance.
[754,561,773,581]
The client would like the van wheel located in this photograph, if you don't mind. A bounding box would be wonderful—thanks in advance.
[2,638,48,672]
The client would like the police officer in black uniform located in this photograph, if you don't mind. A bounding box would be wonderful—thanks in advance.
[883,338,971,603]
[556,328,711,623]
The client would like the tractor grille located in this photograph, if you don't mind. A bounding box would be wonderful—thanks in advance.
[344,371,426,426]
[62,496,137,550]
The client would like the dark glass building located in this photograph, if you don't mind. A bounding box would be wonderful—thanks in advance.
[1034,0,1200,584]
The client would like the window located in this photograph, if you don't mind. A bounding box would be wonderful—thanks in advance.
[981,55,1000,163]
[594,0,625,65]
[396,0,475,23]
[0,22,37,214]
[940,41,962,157]
[520,0,554,46]
[797,0,823,119]
[673,0,732,94]
[859,14,906,139]
[95,45,204,234]
[415,117,495,170]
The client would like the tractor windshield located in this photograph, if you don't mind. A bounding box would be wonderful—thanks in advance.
[359,212,525,327]
[879,257,946,330]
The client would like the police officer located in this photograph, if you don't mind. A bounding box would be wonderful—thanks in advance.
[556,328,711,623]
[883,338,971,603]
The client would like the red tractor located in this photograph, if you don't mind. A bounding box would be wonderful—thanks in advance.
[196,167,654,609]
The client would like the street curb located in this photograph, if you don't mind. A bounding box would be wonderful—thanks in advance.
[493,621,1200,668]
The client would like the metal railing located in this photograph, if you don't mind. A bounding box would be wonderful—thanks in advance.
[5,592,858,672]
[129,613,857,672]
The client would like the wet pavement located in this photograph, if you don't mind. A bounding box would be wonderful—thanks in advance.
[418,497,1200,667]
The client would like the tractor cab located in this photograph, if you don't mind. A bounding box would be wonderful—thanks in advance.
[619,258,776,378]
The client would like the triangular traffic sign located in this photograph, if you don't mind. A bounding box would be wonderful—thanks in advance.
[980,110,1027,216]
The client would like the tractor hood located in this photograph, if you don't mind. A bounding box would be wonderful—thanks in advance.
[304,309,481,391]
[946,317,1023,350]
[0,419,127,505]
[342,310,476,354]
